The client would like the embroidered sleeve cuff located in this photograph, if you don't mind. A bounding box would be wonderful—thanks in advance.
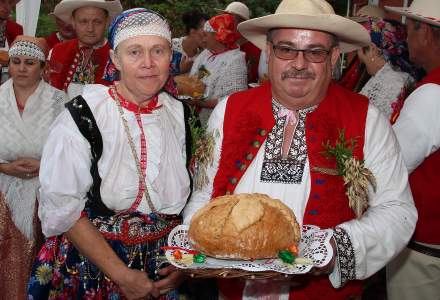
[331,227,356,288]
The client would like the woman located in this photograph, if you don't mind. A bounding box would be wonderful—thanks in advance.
[28,8,190,300]
[357,18,416,122]
[171,10,208,75]
[0,35,67,299]
[189,13,247,125]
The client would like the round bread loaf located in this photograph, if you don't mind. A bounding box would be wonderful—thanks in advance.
[174,74,205,97]
[188,193,301,260]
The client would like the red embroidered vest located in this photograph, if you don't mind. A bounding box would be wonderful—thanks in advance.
[45,32,62,50]
[213,83,368,300]
[49,39,111,91]
[5,19,23,45]
[408,66,440,244]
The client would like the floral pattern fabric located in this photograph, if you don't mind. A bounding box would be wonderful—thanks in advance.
[27,209,180,300]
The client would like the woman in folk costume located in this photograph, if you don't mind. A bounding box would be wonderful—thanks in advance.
[357,18,417,123]
[0,35,68,299]
[188,13,247,125]
[27,8,190,300]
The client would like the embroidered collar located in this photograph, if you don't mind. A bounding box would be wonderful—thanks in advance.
[272,98,317,118]
[56,32,65,42]
[78,38,108,50]
[108,86,162,114]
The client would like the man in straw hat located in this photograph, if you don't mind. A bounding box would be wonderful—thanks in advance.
[47,0,122,99]
[386,0,440,299]
[183,0,417,299]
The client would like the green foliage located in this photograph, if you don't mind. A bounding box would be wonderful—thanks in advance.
[38,0,347,38]
[187,106,206,156]
[39,0,279,37]
[36,12,57,38]
[322,129,358,176]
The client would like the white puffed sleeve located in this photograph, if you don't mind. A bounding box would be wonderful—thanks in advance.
[38,110,93,237]
[393,83,440,173]
[330,104,417,288]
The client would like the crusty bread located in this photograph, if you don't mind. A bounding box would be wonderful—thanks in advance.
[0,50,8,65]
[174,74,205,97]
[188,193,301,260]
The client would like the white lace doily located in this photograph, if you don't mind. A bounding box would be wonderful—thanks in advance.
[166,225,333,274]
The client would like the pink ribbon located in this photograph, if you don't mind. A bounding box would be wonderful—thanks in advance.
[277,108,297,125]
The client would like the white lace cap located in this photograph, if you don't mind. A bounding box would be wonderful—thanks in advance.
[8,40,46,61]
[113,11,171,49]
[203,21,216,33]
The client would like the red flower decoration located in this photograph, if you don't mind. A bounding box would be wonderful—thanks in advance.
[208,14,241,50]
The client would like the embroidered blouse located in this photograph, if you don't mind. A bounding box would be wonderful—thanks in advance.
[38,85,190,237]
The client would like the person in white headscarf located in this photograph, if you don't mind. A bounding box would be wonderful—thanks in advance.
[28,8,190,300]
[0,35,67,299]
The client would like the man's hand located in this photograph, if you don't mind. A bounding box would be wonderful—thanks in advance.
[309,236,337,276]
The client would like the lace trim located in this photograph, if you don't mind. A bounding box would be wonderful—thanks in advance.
[360,63,414,118]
[260,100,314,184]
[333,227,356,287]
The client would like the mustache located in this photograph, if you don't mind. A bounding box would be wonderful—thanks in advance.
[281,69,316,80]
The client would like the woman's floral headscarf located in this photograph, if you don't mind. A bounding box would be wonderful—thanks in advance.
[204,14,240,50]
[363,18,416,77]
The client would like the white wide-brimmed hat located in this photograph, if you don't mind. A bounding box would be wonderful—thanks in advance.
[386,0,440,27]
[216,1,250,20]
[238,0,370,53]
[52,0,123,25]
[351,4,385,23]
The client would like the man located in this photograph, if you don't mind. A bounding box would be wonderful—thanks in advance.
[386,1,440,299]
[44,11,76,49]
[48,0,122,99]
[0,0,22,48]
[217,1,261,83]
[184,0,417,299]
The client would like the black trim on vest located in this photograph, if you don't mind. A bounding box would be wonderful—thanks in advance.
[66,96,114,217]
[180,100,194,200]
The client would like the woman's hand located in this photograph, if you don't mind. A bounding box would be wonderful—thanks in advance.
[154,265,185,295]
[0,158,39,179]
[116,268,160,300]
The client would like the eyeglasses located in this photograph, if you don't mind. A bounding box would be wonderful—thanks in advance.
[271,44,333,63]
